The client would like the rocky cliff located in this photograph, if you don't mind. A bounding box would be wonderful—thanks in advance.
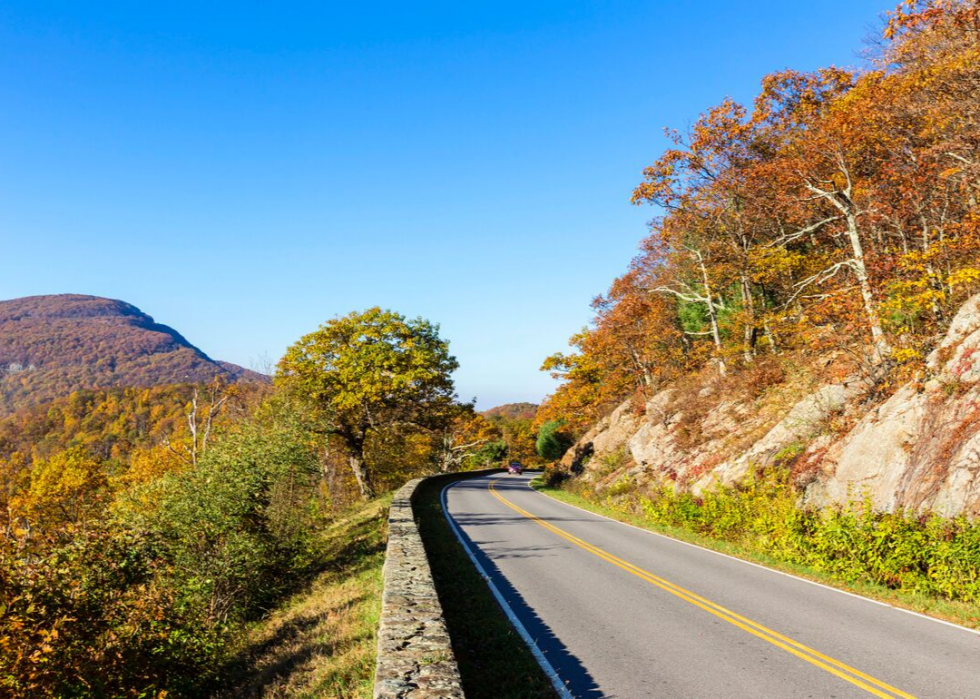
[561,293,980,517]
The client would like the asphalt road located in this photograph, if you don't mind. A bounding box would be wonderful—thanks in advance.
[443,472,980,699]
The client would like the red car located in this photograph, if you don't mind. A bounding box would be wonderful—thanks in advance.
[507,461,524,475]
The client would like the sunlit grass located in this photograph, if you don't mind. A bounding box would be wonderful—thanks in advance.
[215,497,390,699]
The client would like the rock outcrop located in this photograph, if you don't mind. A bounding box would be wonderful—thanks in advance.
[562,293,980,517]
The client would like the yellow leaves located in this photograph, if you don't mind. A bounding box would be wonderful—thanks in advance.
[947,267,980,289]
[17,446,109,527]
[892,348,924,364]
[118,444,186,488]
[748,246,806,284]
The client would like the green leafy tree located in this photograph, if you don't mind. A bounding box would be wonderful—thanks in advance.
[276,307,459,499]
[536,420,572,461]
[473,439,508,467]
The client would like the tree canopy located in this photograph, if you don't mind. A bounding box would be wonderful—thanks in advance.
[541,0,980,430]
[275,307,459,498]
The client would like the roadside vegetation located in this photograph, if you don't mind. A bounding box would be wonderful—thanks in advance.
[530,0,980,626]
[414,474,558,699]
[537,1,980,435]
[534,471,980,629]
[0,308,523,698]
[216,496,389,699]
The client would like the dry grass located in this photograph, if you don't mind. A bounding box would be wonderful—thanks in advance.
[214,498,390,699]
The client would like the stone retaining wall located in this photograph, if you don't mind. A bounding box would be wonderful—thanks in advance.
[373,474,470,698]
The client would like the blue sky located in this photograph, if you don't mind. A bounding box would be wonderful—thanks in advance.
[0,1,889,408]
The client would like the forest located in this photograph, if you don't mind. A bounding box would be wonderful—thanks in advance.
[0,308,539,697]
[540,0,980,432]
[4,0,980,695]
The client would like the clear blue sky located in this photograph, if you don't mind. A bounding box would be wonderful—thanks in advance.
[0,1,888,408]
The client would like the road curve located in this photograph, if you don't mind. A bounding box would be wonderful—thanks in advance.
[443,472,980,699]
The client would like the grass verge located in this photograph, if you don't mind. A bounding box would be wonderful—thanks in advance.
[214,496,390,699]
[414,473,558,699]
[532,478,980,631]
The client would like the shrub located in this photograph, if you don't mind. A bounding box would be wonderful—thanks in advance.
[473,439,508,467]
[543,467,570,488]
[0,412,324,697]
[535,420,572,461]
[119,416,322,633]
[596,470,980,604]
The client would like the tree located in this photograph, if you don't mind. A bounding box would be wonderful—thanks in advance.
[536,420,573,461]
[276,307,459,499]
[438,405,499,472]
[164,378,231,466]
[473,440,508,467]
[19,446,108,528]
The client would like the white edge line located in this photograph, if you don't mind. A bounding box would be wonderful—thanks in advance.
[440,477,574,699]
[526,478,980,638]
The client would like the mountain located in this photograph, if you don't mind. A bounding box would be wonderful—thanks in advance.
[482,402,538,422]
[0,294,265,414]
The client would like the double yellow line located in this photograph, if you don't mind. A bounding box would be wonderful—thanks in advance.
[487,480,915,699]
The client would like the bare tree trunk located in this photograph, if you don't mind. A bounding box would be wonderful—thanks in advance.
[763,320,778,354]
[699,258,727,376]
[441,432,453,473]
[843,210,891,361]
[628,347,653,387]
[187,389,199,465]
[649,245,727,376]
[349,452,375,500]
[803,158,891,363]
[740,272,756,364]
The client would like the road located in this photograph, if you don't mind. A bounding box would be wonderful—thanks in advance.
[442,472,980,699]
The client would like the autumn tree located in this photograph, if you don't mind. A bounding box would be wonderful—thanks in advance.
[632,99,771,371]
[276,307,459,499]
[17,446,108,529]
[540,0,980,430]
[438,405,499,472]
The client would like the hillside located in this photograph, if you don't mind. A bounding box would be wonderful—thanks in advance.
[482,402,538,422]
[559,292,980,517]
[0,294,263,414]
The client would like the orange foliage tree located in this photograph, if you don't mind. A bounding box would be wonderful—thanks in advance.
[541,0,980,433]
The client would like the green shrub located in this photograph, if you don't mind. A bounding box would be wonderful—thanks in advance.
[473,439,508,467]
[605,470,980,604]
[536,420,572,461]
[120,416,322,633]
[606,476,636,498]
[543,467,570,488]
[0,412,325,697]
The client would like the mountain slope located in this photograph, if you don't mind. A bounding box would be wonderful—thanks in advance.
[0,294,263,413]
[482,402,538,422]
[559,292,980,517]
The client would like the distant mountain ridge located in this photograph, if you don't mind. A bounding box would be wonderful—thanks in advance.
[482,402,538,422]
[0,294,264,414]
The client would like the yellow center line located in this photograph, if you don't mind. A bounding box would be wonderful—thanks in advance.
[487,480,916,699]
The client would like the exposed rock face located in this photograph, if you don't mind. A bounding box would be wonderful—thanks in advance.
[561,399,644,472]
[563,293,980,517]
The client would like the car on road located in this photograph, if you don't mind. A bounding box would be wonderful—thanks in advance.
[507,461,524,475]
